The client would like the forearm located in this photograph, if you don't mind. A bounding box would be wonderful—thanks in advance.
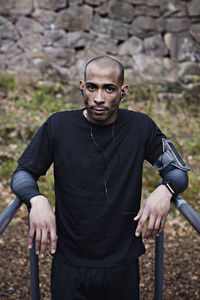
[160,166,189,196]
[10,167,43,209]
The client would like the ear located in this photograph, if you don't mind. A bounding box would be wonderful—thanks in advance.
[122,84,128,95]
[79,80,84,89]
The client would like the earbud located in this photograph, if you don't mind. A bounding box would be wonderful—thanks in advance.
[80,88,84,97]
[121,90,126,100]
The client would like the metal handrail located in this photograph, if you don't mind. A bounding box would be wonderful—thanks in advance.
[154,195,200,300]
[0,195,199,300]
[0,197,40,300]
[0,197,22,235]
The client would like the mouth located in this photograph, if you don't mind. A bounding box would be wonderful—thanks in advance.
[92,107,107,115]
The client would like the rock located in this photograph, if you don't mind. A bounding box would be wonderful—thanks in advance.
[8,54,31,71]
[124,68,142,85]
[44,47,75,67]
[108,1,135,23]
[87,36,117,55]
[0,17,19,40]
[134,5,160,17]
[58,31,93,48]
[35,0,68,10]
[164,32,200,62]
[129,17,163,38]
[38,59,70,82]
[165,18,190,33]
[1,41,22,60]
[178,62,200,78]
[85,0,103,5]
[132,54,166,79]
[114,55,135,69]
[91,14,128,40]
[68,0,83,5]
[177,34,200,62]
[13,0,33,15]
[187,0,200,17]
[43,30,93,48]
[32,9,57,28]
[17,34,44,59]
[144,34,168,56]
[0,0,33,16]
[126,0,160,6]
[164,33,176,59]
[0,55,6,72]
[118,36,143,56]
[42,29,68,47]
[56,6,93,31]
[95,3,109,16]
[0,1,13,16]
[189,24,200,43]
[161,0,187,17]
[16,17,43,36]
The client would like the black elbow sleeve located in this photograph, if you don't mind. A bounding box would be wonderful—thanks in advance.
[161,168,188,195]
[11,170,43,208]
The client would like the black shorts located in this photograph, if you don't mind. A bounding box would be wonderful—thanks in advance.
[51,258,140,300]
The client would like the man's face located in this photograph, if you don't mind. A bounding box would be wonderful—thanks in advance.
[80,63,128,125]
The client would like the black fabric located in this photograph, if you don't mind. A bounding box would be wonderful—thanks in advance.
[11,169,43,209]
[161,168,188,195]
[51,258,140,300]
[16,109,166,267]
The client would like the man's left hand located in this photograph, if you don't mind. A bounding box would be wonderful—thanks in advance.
[134,185,172,239]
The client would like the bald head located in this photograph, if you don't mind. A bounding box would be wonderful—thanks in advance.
[84,56,124,86]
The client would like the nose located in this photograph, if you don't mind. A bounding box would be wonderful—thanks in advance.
[94,90,105,104]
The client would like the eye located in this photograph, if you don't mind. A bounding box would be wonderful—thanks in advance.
[87,84,96,91]
[106,86,115,93]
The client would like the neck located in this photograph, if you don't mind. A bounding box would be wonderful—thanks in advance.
[83,108,118,126]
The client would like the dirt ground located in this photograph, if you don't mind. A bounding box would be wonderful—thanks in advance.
[0,190,199,300]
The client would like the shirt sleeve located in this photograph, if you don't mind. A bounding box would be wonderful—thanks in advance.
[18,117,54,177]
[144,116,166,165]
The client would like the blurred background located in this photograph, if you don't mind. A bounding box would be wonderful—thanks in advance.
[0,0,199,299]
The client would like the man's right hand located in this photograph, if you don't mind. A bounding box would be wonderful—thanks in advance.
[29,195,57,258]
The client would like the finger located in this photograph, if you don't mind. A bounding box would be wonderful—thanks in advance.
[134,206,144,221]
[35,228,41,255]
[135,214,148,237]
[40,228,48,258]
[28,225,35,249]
[144,216,156,239]
[50,227,58,255]
[158,218,166,235]
[151,217,162,238]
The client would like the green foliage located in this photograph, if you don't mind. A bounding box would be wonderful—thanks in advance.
[0,73,15,92]
[0,160,17,181]
[128,80,159,102]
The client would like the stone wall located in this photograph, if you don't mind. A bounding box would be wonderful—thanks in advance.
[0,0,200,88]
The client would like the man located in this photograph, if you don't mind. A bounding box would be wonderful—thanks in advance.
[11,56,189,300]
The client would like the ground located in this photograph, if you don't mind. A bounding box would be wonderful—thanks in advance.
[0,188,199,300]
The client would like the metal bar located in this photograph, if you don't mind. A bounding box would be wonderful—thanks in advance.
[154,232,164,300]
[173,195,200,234]
[30,237,40,300]
[0,197,22,235]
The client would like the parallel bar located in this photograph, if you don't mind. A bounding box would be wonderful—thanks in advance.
[0,197,22,235]
[173,195,200,234]
[154,232,164,300]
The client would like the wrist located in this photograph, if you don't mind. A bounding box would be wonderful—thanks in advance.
[160,183,174,199]
[30,195,48,207]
